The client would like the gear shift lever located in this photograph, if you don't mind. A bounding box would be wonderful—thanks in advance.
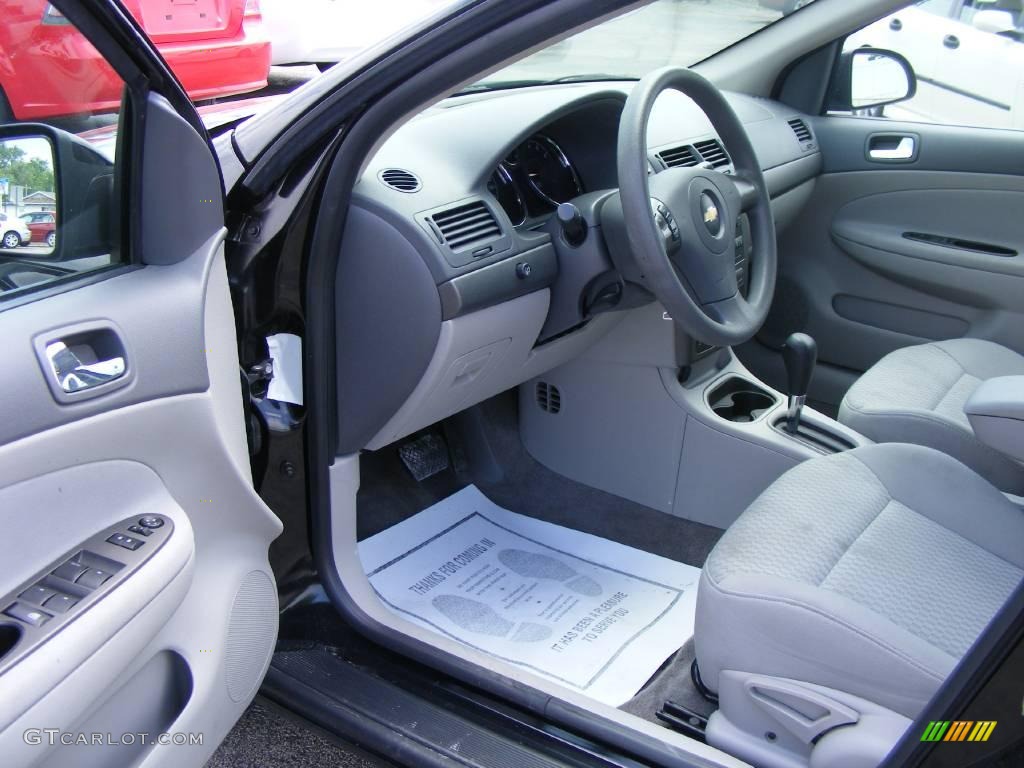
[783,332,817,433]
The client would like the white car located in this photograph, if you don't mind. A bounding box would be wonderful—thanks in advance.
[0,211,30,249]
[261,0,455,68]
[848,0,1024,129]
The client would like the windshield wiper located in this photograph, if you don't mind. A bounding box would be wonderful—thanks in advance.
[455,73,637,96]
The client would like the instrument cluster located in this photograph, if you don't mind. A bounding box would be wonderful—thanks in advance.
[487,134,584,226]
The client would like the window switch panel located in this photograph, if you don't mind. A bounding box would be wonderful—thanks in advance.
[0,515,171,676]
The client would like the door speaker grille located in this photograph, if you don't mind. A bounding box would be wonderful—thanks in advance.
[536,382,561,414]
[225,570,278,702]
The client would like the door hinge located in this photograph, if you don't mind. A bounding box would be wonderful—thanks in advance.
[229,212,264,244]
[245,359,274,398]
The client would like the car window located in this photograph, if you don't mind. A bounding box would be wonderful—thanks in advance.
[843,0,1024,130]
[0,2,124,301]
[473,0,821,89]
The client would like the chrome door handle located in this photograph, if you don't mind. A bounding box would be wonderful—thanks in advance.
[45,340,126,393]
[868,135,916,160]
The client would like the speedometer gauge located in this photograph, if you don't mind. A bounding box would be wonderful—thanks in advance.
[519,135,583,207]
[487,163,526,226]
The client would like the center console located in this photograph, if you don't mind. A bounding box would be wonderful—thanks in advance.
[519,304,870,530]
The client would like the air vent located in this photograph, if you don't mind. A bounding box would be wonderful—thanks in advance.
[788,118,813,144]
[429,201,502,251]
[379,168,421,192]
[536,381,561,414]
[657,144,700,169]
[694,139,730,168]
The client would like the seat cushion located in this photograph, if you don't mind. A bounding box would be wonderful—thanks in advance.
[839,339,1024,494]
[694,444,1024,718]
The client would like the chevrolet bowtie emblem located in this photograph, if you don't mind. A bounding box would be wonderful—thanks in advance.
[703,205,719,225]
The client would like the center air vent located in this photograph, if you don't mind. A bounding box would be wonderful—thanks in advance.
[379,168,421,192]
[694,139,730,168]
[536,381,561,414]
[788,118,813,144]
[657,144,701,169]
[428,201,503,252]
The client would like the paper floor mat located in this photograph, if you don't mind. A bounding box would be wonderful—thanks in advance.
[358,485,701,707]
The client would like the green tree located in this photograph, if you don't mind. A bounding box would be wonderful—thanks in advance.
[0,144,54,193]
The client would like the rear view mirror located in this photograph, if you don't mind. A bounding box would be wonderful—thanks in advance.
[972,9,1017,35]
[0,124,114,264]
[828,47,917,113]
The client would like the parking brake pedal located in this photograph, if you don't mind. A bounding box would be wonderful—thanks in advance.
[398,433,450,482]
[656,700,708,741]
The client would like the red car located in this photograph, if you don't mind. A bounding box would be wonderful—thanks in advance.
[0,0,270,120]
[21,210,56,246]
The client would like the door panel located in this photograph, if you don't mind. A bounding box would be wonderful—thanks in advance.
[0,82,280,768]
[753,116,1024,401]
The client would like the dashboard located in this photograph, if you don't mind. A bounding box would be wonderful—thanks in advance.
[336,82,823,452]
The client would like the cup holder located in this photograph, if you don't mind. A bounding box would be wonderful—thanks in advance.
[0,622,22,662]
[708,377,778,423]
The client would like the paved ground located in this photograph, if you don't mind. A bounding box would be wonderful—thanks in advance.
[1,245,53,258]
[205,698,389,768]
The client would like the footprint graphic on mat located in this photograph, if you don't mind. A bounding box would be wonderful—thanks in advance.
[432,594,551,643]
[498,549,603,597]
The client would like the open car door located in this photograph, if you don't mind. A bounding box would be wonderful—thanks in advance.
[0,3,280,767]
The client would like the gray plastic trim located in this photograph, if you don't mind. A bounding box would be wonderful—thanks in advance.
[438,243,558,320]
[140,94,225,266]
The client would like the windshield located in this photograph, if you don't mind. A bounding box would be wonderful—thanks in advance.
[474,0,818,90]
[8,0,815,144]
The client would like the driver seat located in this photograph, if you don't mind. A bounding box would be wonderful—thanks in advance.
[694,443,1023,767]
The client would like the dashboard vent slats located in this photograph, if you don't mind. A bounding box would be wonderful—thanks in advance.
[429,201,502,251]
[694,139,730,168]
[788,118,813,144]
[657,144,700,169]
[379,168,421,192]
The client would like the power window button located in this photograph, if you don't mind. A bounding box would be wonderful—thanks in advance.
[44,593,79,614]
[77,569,113,589]
[19,585,58,605]
[53,561,88,583]
[107,533,144,551]
[5,602,52,627]
[128,525,152,537]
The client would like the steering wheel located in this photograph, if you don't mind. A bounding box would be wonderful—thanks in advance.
[615,67,777,347]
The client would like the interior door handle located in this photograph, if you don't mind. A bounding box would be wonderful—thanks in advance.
[867,135,917,161]
[45,340,126,393]
[943,34,960,49]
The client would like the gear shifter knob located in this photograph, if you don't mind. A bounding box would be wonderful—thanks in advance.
[783,332,817,433]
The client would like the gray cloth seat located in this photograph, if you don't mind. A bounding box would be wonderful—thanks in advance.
[839,338,1024,494]
[695,443,1024,719]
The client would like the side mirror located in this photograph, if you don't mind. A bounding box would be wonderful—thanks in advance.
[0,123,115,263]
[972,9,1017,35]
[828,47,918,113]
